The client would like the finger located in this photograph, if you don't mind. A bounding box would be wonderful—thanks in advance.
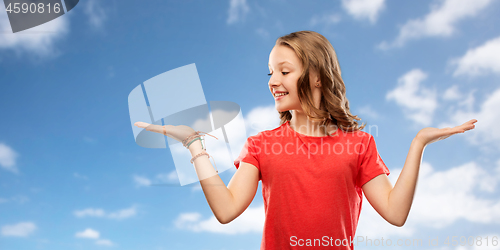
[144,124,164,134]
[135,122,165,135]
[441,126,464,136]
[448,119,476,133]
[460,119,477,132]
[134,122,150,128]
[463,119,477,126]
[163,125,174,136]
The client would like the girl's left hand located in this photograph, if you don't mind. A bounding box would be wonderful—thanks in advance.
[415,119,477,147]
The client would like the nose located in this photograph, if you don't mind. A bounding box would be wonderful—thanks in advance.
[268,74,281,90]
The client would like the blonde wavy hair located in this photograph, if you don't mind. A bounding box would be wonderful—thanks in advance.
[275,30,366,134]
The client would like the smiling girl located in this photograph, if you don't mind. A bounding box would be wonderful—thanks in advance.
[135,30,477,249]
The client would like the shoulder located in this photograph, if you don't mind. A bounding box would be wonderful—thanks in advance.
[248,122,285,140]
[337,128,374,140]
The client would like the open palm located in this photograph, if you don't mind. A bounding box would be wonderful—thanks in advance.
[416,119,477,146]
[134,122,196,143]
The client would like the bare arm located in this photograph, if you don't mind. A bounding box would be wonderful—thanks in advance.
[189,140,260,224]
[362,119,477,227]
[361,138,424,226]
[134,122,260,224]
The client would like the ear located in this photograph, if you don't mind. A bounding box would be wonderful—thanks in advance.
[310,68,321,86]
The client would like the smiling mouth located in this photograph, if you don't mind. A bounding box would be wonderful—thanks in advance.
[275,92,289,98]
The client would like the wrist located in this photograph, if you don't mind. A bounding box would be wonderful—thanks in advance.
[188,139,204,154]
[412,136,427,149]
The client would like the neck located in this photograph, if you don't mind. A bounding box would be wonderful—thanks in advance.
[289,109,330,137]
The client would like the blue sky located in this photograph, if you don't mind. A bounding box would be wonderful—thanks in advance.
[1,0,500,249]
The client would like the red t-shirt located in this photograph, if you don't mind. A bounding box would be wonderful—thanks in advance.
[234,120,390,249]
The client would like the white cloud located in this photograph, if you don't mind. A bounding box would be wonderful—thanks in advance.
[174,204,264,234]
[95,239,114,246]
[356,104,380,120]
[438,87,500,151]
[0,143,19,173]
[378,0,493,49]
[75,228,100,239]
[74,206,137,220]
[341,0,385,24]
[309,13,342,27]
[0,4,69,57]
[450,36,500,77]
[84,0,107,30]
[442,85,462,101]
[134,171,180,187]
[74,208,105,218]
[176,212,201,224]
[358,160,500,238]
[227,0,250,24]
[386,69,437,126]
[133,175,152,187]
[455,88,476,111]
[411,162,500,227]
[1,222,36,237]
[245,105,281,136]
[75,228,115,246]
[107,206,137,220]
[156,171,178,183]
[0,198,7,203]
[190,183,203,192]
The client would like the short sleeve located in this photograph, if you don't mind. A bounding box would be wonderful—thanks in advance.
[357,134,390,187]
[234,135,262,181]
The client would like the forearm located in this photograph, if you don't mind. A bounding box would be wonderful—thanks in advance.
[188,140,236,224]
[387,137,426,226]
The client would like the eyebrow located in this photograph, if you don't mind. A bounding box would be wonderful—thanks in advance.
[268,61,293,67]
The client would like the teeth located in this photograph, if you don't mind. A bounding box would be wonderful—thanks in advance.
[275,92,289,97]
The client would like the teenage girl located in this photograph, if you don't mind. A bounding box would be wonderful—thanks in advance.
[135,31,477,249]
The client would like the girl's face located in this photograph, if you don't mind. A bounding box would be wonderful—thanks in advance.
[268,45,321,113]
[268,45,303,113]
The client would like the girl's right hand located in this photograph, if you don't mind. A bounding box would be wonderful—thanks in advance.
[134,122,196,143]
